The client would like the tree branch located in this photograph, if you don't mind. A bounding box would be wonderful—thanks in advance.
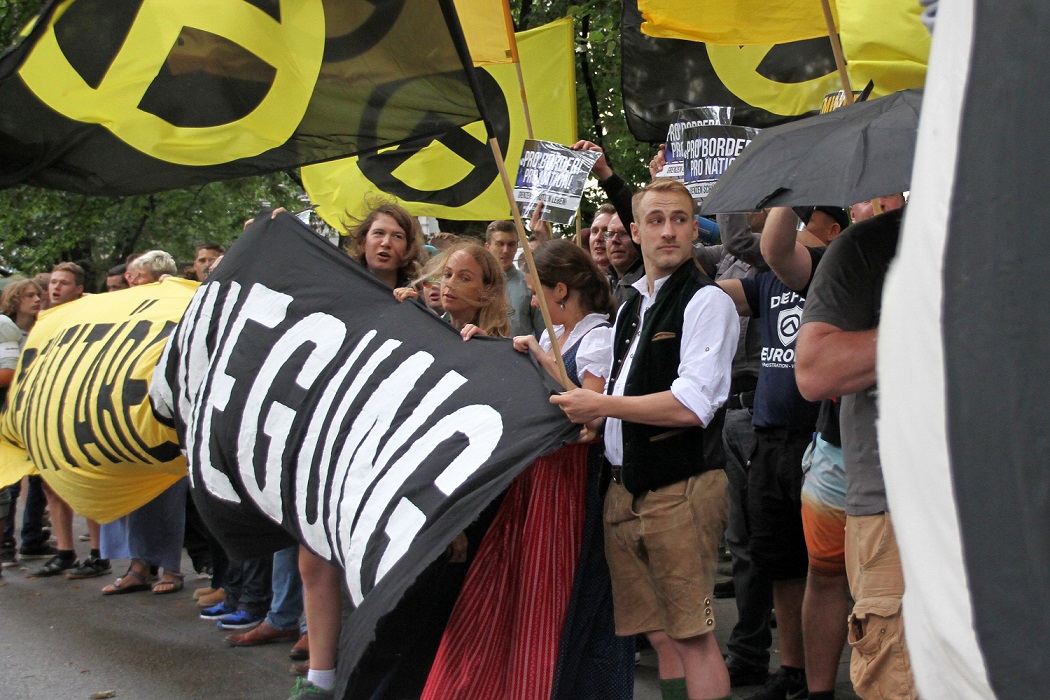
[578,14,605,152]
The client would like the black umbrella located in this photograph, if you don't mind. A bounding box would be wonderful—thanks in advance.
[699,89,923,214]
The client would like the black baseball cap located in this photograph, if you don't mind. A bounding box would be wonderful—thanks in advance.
[793,206,850,231]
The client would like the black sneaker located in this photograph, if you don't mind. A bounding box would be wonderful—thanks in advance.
[18,543,58,560]
[725,655,770,688]
[0,548,17,568]
[713,579,736,599]
[26,554,79,578]
[65,555,112,580]
[746,666,807,700]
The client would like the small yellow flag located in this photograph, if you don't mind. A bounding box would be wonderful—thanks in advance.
[453,0,518,64]
[0,278,196,523]
[639,0,838,45]
[838,0,930,97]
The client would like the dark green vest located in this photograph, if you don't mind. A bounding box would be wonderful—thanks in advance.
[609,262,726,494]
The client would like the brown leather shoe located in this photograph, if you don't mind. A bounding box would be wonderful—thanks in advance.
[289,632,309,661]
[225,620,298,647]
[197,588,226,607]
[289,661,309,676]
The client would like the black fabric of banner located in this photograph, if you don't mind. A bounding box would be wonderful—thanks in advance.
[151,212,578,686]
[941,1,1050,695]
[620,0,838,140]
[0,0,483,194]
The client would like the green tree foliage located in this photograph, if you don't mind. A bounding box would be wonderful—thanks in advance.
[514,0,655,215]
[0,177,304,288]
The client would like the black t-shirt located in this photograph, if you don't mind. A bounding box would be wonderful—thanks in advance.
[741,246,825,431]
[816,398,841,446]
[802,207,902,515]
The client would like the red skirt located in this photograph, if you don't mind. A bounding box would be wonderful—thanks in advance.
[420,442,589,700]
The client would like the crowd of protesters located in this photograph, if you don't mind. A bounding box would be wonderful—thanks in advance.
[0,136,913,700]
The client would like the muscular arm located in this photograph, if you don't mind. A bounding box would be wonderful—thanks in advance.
[716,278,752,316]
[550,388,703,427]
[760,207,814,292]
[795,322,878,401]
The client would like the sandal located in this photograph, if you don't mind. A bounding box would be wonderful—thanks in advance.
[101,566,152,595]
[152,572,185,595]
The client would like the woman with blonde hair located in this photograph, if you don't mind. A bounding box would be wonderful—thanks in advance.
[422,239,632,700]
[0,279,42,381]
[0,279,43,578]
[395,240,510,339]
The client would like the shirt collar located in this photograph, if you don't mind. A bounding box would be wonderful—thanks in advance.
[632,273,670,303]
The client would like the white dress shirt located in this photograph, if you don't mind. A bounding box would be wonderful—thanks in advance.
[603,273,738,467]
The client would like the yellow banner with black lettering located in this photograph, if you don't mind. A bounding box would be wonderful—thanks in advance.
[301,18,576,226]
[0,278,196,524]
[0,0,483,195]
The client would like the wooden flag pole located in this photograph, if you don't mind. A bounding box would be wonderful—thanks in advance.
[515,62,536,140]
[499,0,535,140]
[488,137,573,391]
[820,0,854,104]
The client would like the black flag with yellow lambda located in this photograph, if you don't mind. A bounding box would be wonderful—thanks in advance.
[621,0,841,138]
[0,0,485,195]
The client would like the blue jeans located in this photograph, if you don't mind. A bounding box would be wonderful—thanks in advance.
[267,546,304,632]
[722,407,774,671]
[1,476,48,550]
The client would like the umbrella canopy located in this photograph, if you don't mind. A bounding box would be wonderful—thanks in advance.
[699,89,923,214]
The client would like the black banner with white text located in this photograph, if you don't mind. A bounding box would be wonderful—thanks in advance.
[149,212,578,677]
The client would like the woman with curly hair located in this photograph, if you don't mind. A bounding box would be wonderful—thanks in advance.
[0,279,42,391]
[341,202,426,289]
[291,202,428,700]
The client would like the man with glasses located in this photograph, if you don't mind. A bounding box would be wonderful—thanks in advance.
[603,213,644,308]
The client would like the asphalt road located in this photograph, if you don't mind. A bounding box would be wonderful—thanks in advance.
[1,514,858,700]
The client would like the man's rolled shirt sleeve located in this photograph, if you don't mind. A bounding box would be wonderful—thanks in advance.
[670,286,739,427]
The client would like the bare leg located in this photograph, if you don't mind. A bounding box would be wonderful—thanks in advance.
[87,519,101,550]
[802,569,850,692]
[672,632,730,700]
[648,630,686,679]
[299,546,341,671]
[773,578,807,669]
[42,483,74,551]
[647,630,730,699]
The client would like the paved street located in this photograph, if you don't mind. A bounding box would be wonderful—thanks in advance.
[1,515,859,700]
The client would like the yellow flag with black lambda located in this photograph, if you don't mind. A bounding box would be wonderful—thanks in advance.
[0,0,484,196]
[0,278,196,524]
[453,0,517,64]
[301,18,576,226]
[639,0,838,45]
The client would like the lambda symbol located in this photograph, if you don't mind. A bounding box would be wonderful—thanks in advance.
[18,0,325,165]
